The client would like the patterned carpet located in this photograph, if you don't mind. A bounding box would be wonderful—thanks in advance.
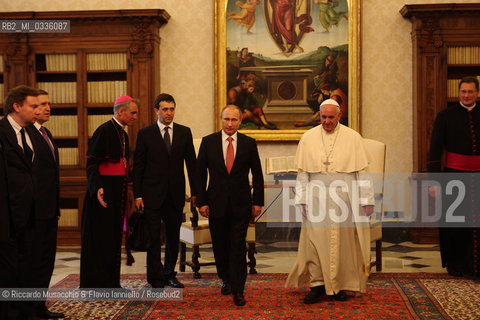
[48,273,480,320]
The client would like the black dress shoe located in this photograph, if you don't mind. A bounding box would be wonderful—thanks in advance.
[37,309,64,319]
[166,277,184,288]
[233,293,246,306]
[304,285,326,304]
[447,266,463,277]
[221,281,232,295]
[333,290,348,301]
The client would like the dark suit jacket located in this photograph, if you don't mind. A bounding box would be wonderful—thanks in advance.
[0,117,36,229]
[133,122,196,211]
[196,131,264,217]
[0,140,12,241]
[29,124,60,220]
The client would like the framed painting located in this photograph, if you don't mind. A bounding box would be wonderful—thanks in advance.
[215,0,361,140]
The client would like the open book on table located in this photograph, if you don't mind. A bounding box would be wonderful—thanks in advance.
[265,156,297,174]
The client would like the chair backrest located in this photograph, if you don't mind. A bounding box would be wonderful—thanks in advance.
[362,138,386,224]
[363,138,386,174]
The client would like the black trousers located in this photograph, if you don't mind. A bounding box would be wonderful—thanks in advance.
[440,170,480,274]
[1,217,57,319]
[144,195,183,284]
[0,238,18,320]
[31,218,58,312]
[209,201,251,294]
[1,217,37,319]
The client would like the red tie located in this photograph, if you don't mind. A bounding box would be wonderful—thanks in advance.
[226,136,234,174]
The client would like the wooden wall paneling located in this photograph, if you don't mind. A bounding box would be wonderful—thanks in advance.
[0,10,169,245]
[401,3,480,243]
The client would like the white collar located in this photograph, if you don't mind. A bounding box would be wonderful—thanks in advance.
[6,114,23,133]
[460,102,476,111]
[112,116,125,129]
[222,130,238,141]
[158,121,173,131]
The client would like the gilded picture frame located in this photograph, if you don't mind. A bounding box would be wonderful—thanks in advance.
[215,0,360,140]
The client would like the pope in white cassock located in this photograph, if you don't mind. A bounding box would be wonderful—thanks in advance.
[285,99,375,304]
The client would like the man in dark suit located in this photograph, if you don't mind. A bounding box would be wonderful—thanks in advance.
[0,85,41,319]
[133,93,196,289]
[196,104,264,306]
[0,132,15,320]
[28,90,64,319]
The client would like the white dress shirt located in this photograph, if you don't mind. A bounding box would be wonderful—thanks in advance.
[157,121,173,144]
[221,130,237,164]
[7,114,34,159]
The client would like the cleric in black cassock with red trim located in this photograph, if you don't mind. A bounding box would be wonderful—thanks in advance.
[428,76,480,277]
[80,95,139,288]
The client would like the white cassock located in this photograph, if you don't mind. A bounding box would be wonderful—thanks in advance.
[285,124,374,295]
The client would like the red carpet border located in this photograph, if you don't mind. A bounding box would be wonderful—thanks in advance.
[48,273,480,319]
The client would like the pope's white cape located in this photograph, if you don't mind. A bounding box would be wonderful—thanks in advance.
[290,123,374,283]
[296,124,371,173]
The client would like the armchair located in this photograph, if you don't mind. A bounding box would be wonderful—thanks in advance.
[363,138,386,272]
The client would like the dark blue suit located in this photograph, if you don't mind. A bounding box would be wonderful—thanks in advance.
[133,122,196,284]
[29,124,60,313]
[0,132,15,320]
[0,116,37,318]
[196,131,264,294]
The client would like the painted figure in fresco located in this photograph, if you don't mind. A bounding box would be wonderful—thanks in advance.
[236,47,256,81]
[314,55,338,90]
[269,0,313,54]
[295,55,345,127]
[307,55,339,109]
[228,80,276,130]
[315,0,348,32]
[227,0,260,34]
[294,89,345,127]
